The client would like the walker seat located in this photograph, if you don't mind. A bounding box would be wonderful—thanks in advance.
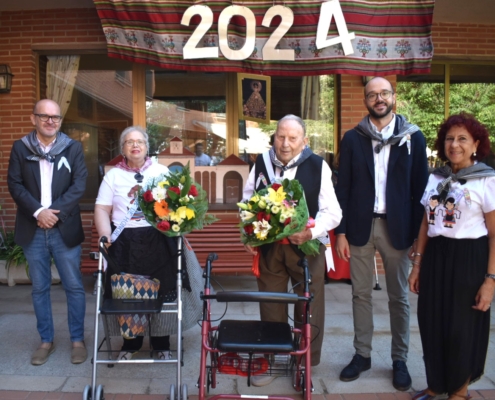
[217,320,294,353]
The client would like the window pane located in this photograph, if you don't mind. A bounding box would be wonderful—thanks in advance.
[449,64,495,148]
[43,54,134,205]
[145,70,227,165]
[241,75,335,169]
[397,71,445,166]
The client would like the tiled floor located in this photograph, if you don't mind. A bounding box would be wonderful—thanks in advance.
[0,274,493,400]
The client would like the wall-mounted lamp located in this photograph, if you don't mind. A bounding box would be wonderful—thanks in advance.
[362,76,374,86]
[0,64,14,93]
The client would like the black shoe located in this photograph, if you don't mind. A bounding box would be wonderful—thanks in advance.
[392,360,412,391]
[340,354,371,382]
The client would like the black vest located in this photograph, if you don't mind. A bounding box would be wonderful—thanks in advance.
[254,153,323,218]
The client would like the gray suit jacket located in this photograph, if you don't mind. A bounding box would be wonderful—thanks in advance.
[7,137,88,248]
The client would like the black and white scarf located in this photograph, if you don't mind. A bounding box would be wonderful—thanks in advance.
[269,145,313,176]
[21,130,72,163]
[433,162,495,201]
[355,114,419,154]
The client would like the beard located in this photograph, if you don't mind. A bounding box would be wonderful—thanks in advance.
[366,101,394,119]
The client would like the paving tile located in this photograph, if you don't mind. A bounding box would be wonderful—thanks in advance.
[0,275,493,399]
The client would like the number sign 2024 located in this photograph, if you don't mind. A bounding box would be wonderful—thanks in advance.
[181,0,355,61]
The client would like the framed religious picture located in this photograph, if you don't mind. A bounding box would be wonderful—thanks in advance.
[237,73,271,124]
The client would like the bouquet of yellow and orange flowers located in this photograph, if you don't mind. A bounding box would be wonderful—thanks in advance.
[237,178,320,257]
[137,162,216,236]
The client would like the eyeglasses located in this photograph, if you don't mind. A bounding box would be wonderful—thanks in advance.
[34,114,62,123]
[124,140,146,147]
[365,90,394,102]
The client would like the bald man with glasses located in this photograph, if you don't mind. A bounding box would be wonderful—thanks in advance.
[7,99,88,366]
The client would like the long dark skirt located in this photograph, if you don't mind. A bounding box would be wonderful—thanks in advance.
[104,226,178,299]
[418,235,491,394]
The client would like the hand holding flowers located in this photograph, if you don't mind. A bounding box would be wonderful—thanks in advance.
[137,162,216,236]
[237,178,320,257]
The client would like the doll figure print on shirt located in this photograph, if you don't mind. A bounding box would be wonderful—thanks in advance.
[428,195,440,225]
[443,197,461,228]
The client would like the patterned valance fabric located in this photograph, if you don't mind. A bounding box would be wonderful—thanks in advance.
[94,0,435,76]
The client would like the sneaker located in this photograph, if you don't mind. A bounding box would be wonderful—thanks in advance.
[339,354,371,382]
[392,360,412,391]
[118,351,136,360]
[157,350,173,360]
[251,375,277,387]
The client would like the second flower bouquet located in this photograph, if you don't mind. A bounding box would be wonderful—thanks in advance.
[237,178,320,257]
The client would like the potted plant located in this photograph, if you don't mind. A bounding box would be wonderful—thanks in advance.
[0,223,60,286]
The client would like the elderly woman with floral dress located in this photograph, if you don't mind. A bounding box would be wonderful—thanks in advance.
[409,113,495,400]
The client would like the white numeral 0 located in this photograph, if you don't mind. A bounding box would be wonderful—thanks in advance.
[218,6,256,60]
[316,0,355,55]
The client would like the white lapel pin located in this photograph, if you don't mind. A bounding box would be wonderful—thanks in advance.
[58,156,71,173]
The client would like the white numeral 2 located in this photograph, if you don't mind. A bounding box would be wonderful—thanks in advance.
[262,6,295,61]
[181,5,218,59]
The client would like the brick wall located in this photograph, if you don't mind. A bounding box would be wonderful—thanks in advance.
[0,8,494,268]
[431,22,495,56]
[0,8,106,257]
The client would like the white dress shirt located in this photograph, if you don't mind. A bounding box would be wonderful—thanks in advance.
[34,139,55,218]
[371,114,396,214]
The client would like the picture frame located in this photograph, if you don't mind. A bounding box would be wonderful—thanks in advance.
[237,73,271,124]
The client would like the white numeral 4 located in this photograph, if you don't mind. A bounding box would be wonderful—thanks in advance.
[316,0,355,55]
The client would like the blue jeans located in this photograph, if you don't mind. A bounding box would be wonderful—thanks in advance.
[23,227,86,343]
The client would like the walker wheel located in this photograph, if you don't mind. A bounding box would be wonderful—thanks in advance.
[82,384,91,400]
[301,372,306,398]
[181,383,188,400]
[95,385,104,400]
[169,384,176,400]
[206,369,212,393]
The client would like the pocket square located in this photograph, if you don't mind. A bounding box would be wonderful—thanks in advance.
[58,157,71,173]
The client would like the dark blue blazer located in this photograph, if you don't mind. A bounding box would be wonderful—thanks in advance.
[335,122,428,250]
[7,138,88,248]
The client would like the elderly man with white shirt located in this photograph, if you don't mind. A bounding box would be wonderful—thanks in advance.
[243,114,342,387]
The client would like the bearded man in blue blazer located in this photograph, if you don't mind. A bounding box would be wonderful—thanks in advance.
[335,77,428,390]
[8,99,88,366]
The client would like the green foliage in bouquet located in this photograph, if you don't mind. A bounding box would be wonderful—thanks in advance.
[137,162,217,236]
[237,178,320,256]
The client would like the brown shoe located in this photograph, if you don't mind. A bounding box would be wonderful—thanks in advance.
[71,342,87,364]
[31,343,56,366]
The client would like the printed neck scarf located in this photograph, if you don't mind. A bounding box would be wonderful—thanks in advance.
[115,156,153,174]
[21,130,72,163]
[433,162,495,201]
[355,114,419,154]
[269,145,313,176]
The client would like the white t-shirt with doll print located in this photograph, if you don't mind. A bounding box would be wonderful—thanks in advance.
[95,162,170,229]
[421,173,495,239]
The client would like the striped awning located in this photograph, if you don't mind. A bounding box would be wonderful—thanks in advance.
[94,0,435,77]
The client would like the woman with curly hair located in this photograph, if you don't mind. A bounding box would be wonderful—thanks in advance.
[409,113,495,400]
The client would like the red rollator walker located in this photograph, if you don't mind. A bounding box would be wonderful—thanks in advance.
[197,252,314,400]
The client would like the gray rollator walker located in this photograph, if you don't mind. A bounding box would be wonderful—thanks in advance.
[83,235,188,400]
